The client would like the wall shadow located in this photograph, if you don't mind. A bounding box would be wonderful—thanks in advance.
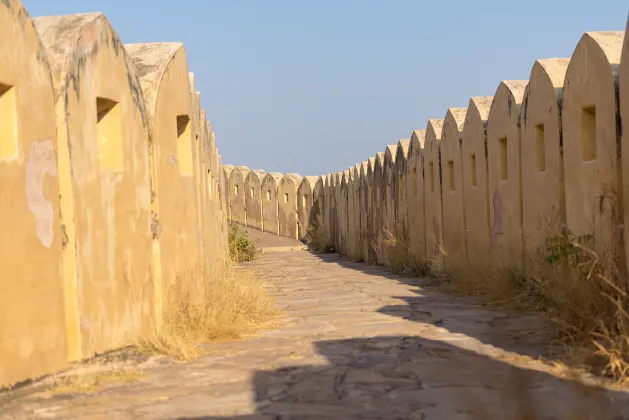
[179,334,629,419]
[178,250,629,419]
[307,251,554,360]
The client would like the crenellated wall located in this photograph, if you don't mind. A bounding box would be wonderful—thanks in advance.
[3,0,629,390]
[0,0,229,388]
[226,20,629,307]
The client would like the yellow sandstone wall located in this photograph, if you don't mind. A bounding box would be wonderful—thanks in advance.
[424,119,445,261]
[461,97,493,267]
[245,170,266,231]
[0,0,229,388]
[229,166,250,225]
[36,13,154,360]
[440,108,468,269]
[0,0,67,388]
[278,173,302,239]
[125,42,201,325]
[563,32,624,264]
[298,176,319,241]
[487,81,527,268]
[520,59,569,262]
[233,19,629,295]
[262,172,282,235]
[406,130,427,266]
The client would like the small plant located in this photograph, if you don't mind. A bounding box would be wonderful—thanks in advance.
[542,229,594,267]
[228,223,259,262]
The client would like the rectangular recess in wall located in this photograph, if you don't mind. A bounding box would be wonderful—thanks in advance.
[412,167,417,196]
[470,154,477,186]
[535,124,546,172]
[234,184,239,195]
[250,187,255,197]
[302,195,308,207]
[447,160,455,191]
[429,161,435,193]
[0,83,18,160]
[96,97,123,170]
[582,106,596,161]
[498,136,508,181]
[176,115,193,175]
[284,193,289,203]
[266,190,271,201]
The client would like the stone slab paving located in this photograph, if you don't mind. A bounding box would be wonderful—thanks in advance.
[237,225,308,253]
[3,250,629,419]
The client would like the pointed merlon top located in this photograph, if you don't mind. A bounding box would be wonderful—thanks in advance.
[445,108,467,132]
[125,42,184,78]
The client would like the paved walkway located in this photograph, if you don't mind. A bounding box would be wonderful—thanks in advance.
[3,233,629,419]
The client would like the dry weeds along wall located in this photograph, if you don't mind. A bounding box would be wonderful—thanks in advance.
[227,23,629,288]
[0,0,229,388]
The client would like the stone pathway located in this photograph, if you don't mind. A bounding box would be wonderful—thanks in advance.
[3,234,629,419]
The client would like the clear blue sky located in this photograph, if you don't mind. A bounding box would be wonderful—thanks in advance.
[23,0,628,176]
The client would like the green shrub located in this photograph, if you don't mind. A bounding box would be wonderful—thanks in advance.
[228,223,259,262]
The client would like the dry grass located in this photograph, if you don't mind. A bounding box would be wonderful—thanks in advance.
[50,368,144,394]
[431,227,629,385]
[136,263,282,360]
[380,226,430,275]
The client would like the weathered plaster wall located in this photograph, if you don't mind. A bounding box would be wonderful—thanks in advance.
[373,153,385,264]
[563,32,624,261]
[440,108,468,269]
[520,59,569,260]
[0,0,230,388]
[221,165,234,221]
[487,81,527,268]
[245,170,265,231]
[423,119,445,261]
[262,172,282,235]
[125,42,201,325]
[37,13,154,360]
[406,130,427,265]
[382,145,397,265]
[228,166,249,225]
[394,140,410,241]
[365,158,376,263]
[278,173,302,239]
[461,97,493,267]
[350,165,362,260]
[0,0,67,388]
[298,176,319,241]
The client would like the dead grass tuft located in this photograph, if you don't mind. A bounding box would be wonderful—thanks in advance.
[381,226,430,276]
[136,263,282,360]
[432,225,629,385]
[50,368,144,395]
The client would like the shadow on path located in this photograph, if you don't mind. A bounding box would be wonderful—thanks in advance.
[180,334,629,419]
[181,251,629,419]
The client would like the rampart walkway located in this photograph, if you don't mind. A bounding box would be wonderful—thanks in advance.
[3,231,629,419]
